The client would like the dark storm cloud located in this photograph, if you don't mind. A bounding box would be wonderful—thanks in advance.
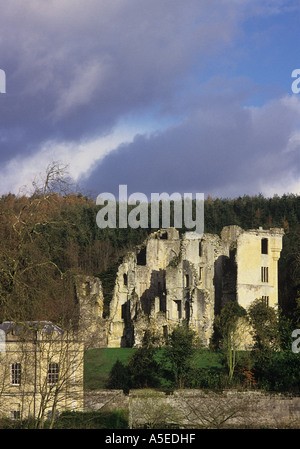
[84,91,300,199]
[0,0,299,197]
[0,0,242,163]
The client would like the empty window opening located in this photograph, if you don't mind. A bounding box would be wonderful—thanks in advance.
[185,301,190,321]
[261,238,268,254]
[199,267,203,281]
[261,266,269,283]
[199,240,203,257]
[137,247,147,265]
[121,303,127,320]
[160,296,166,313]
[160,232,168,240]
[175,300,182,319]
[163,325,168,339]
[163,279,166,293]
[123,273,128,286]
[185,274,189,288]
[85,282,91,296]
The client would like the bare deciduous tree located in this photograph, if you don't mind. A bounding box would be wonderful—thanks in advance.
[0,162,78,322]
[179,391,258,429]
[129,390,181,429]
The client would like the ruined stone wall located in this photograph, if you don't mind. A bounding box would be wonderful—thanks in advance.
[165,232,230,345]
[75,275,108,348]
[105,228,235,347]
[76,225,284,349]
[107,229,182,347]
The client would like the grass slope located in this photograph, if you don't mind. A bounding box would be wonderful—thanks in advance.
[84,348,137,390]
[84,348,222,390]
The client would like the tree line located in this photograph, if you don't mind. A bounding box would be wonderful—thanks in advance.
[0,163,299,327]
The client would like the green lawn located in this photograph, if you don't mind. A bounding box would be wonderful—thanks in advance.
[84,347,223,390]
[193,349,223,369]
[84,348,137,390]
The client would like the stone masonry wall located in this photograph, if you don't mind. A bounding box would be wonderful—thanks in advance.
[84,389,300,429]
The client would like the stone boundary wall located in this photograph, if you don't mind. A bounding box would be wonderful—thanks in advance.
[84,389,300,429]
[84,390,129,412]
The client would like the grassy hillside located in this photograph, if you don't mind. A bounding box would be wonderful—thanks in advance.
[84,347,223,390]
[84,348,137,390]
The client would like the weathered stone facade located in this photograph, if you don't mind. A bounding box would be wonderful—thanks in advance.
[76,225,284,349]
[0,321,84,421]
[75,275,108,348]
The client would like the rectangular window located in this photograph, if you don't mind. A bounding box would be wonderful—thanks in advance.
[47,363,59,384]
[121,303,127,320]
[174,300,182,319]
[11,363,21,386]
[137,247,146,265]
[262,296,269,306]
[199,267,203,281]
[199,240,203,257]
[185,274,189,288]
[163,325,168,339]
[261,267,269,283]
[261,238,268,254]
[85,282,91,296]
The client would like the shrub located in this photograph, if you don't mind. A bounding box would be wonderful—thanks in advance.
[106,360,131,393]
[253,351,300,393]
[185,366,226,390]
[53,409,129,429]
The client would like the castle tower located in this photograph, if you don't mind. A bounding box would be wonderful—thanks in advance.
[221,226,284,309]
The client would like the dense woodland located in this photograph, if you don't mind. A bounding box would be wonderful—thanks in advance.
[0,166,299,328]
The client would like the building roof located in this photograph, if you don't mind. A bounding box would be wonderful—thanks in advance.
[0,321,63,335]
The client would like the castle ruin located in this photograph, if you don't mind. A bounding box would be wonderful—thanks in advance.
[76,225,284,349]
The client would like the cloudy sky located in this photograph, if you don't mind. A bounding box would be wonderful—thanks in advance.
[0,0,299,199]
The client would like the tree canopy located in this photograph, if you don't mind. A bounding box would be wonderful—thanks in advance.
[0,164,299,326]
